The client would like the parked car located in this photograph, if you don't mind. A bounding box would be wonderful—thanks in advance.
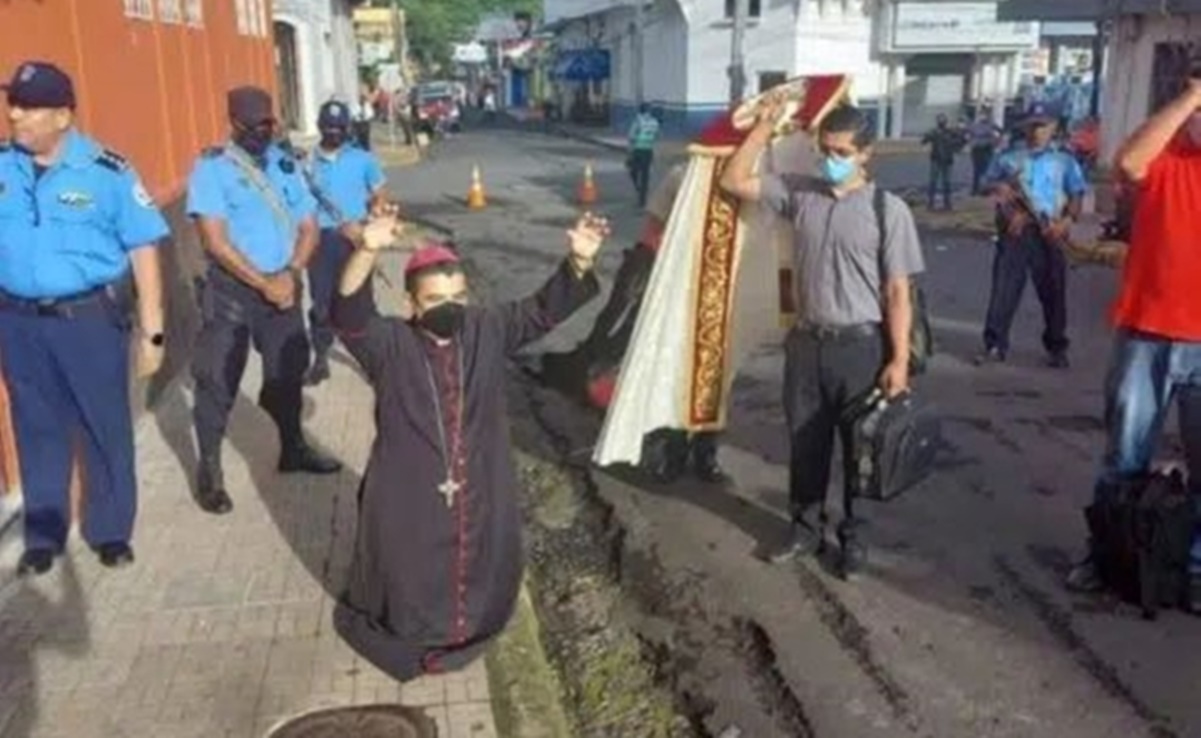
[410,81,462,136]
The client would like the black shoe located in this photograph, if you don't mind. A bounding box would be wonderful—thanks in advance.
[834,521,867,580]
[278,444,343,475]
[644,430,688,484]
[973,347,1006,366]
[304,355,331,387]
[16,548,55,577]
[691,435,727,483]
[95,542,135,569]
[1046,351,1071,370]
[763,519,824,565]
[195,464,234,515]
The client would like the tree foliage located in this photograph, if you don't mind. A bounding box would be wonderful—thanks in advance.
[372,0,541,71]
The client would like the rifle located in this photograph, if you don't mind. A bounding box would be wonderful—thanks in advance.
[994,169,1125,269]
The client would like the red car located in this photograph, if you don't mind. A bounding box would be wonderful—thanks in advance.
[410,82,462,136]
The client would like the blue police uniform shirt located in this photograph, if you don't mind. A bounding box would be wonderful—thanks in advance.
[984,144,1088,218]
[186,142,317,273]
[0,129,169,299]
[309,144,385,229]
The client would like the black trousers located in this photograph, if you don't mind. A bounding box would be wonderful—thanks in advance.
[629,149,653,207]
[307,229,354,359]
[971,145,994,195]
[783,325,884,523]
[928,160,953,208]
[192,267,310,471]
[983,225,1069,355]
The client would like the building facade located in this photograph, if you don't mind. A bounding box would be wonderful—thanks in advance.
[999,0,1201,166]
[544,0,1035,138]
[273,0,362,135]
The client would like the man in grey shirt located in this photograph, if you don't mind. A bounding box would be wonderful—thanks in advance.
[720,102,926,575]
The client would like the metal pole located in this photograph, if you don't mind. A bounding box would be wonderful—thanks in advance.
[729,0,747,103]
[633,1,645,105]
[1090,21,1104,119]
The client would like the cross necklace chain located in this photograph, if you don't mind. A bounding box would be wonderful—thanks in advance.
[422,344,466,509]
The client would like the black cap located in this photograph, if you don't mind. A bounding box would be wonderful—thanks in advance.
[1022,102,1058,126]
[227,86,275,127]
[318,100,351,129]
[2,61,76,110]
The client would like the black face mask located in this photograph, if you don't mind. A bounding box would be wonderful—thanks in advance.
[418,302,466,339]
[320,129,347,150]
[234,127,273,158]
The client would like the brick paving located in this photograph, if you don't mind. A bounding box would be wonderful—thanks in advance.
[0,268,498,738]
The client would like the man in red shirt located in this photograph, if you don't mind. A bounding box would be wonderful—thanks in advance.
[1066,79,1201,592]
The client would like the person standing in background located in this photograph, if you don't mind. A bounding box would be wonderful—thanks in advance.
[627,103,661,208]
[967,112,1003,195]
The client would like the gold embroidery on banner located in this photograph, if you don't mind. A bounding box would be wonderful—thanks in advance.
[688,163,740,427]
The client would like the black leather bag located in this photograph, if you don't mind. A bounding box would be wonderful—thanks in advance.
[1085,470,1195,620]
[844,388,941,501]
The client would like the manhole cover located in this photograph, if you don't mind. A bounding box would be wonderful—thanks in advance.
[267,705,437,738]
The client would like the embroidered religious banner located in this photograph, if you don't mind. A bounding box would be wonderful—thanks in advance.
[593,74,850,467]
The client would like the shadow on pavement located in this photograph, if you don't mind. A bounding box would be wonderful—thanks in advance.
[0,555,90,738]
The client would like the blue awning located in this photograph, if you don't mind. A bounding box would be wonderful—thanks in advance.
[551,49,610,81]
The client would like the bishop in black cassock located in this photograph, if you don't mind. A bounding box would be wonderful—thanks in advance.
[330,210,608,680]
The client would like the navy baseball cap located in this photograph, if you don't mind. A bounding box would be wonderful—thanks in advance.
[227,86,275,127]
[1022,102,1057,126]
[318,100,351,129]
[2,61,76,110]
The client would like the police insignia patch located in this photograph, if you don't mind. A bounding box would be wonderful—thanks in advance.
[58,191,95,208]
[279,158,296,174]
[133,181,155,208]
[18,65,35,83]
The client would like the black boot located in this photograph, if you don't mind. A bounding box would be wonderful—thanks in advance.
[643,429,688,484]
[691,433,727,483]
[834,518,867,580]
[304,351,331,387]
[195,459,233,515]
[279,442,342,475]
[17,548,56,577]
[762,513,826,565]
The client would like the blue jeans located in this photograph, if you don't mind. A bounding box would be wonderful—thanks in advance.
[1095,329,1201,571]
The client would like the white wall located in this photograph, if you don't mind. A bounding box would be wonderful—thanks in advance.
[1100,14,1201,166]
[274,0,360,135]
[796,0,883,101]
[683,0,797,107]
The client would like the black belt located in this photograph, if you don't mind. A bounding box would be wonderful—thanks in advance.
[0,284,115,318]
[794,322,879,342]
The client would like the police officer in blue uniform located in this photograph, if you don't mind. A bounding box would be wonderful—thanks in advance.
[187,86,341,515]
[0,61,170,575]
[299,99,386,386]
[977,102,1088,369]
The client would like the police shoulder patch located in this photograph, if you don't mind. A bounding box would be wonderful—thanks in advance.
[279,158,296,174]
[95,148,129,172]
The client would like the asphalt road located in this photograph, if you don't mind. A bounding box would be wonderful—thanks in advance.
[384,125,1200,738]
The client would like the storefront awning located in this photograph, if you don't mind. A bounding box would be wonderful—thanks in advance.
[551,49,610,81]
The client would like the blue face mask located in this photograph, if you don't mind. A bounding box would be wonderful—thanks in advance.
[820,154,858,185]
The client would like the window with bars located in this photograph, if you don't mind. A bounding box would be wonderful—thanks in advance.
[158,0,183,23]
[1150,43,1201,114]
[724,0,763,19]
[124,0,154,20]
[185,0,204,27]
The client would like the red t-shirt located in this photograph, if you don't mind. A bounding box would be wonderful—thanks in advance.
[1112,140,1201,340]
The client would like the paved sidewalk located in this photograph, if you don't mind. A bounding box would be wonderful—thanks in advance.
[0,259,498,737]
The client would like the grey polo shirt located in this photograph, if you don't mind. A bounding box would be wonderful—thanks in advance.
[760,174,926,327]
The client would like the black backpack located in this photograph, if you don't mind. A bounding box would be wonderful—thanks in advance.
[1085,470,1196,620]
[872,187,934,375]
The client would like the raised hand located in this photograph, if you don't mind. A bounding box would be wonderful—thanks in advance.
[361,203,404,253]
[566,211,610,266]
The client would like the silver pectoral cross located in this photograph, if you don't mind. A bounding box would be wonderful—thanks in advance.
[438,477,461,508]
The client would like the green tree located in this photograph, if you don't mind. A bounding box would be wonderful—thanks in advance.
[372,0,541,71]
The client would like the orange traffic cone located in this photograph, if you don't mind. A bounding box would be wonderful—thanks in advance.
[578,162,598,206]
[467,165,487,210]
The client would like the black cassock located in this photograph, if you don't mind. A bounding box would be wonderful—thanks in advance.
[331,260,599,680]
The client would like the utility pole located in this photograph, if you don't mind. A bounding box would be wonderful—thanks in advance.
[633,0,645,105]
[729,0,747,103]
